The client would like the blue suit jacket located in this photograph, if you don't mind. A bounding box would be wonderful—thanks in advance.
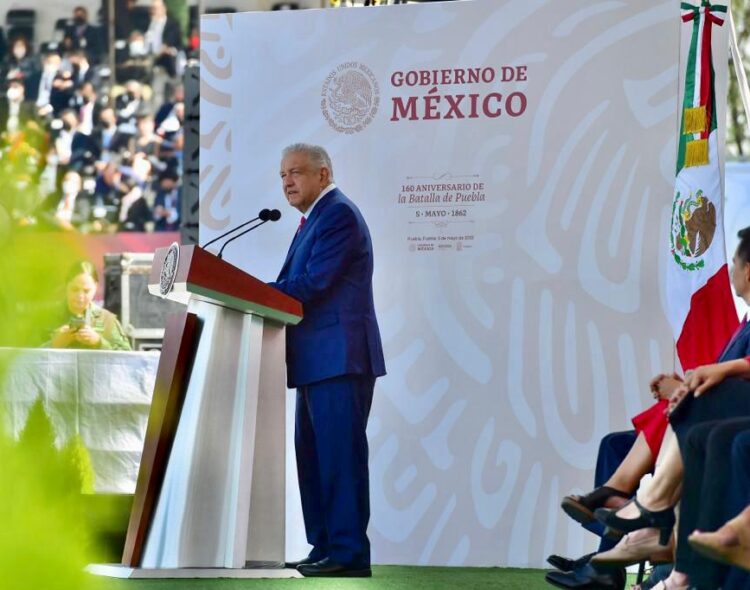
[270,188,386,388]
[718,319,750,362]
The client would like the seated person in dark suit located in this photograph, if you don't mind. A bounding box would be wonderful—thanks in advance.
[93,160,126,222]
[62,6,104,64]
[93,106,130,159]
[593,227,750,590]
[548,395,681,590]
[154,83,183,129]
[132,114,162,157]
[55,109,95,169]
[67,50,101,90]
[116,31,152,84]
[145,0,183,77]
[0,75,37,138]
[53,170,93,230]
[2,37,37,93]
[153,168,180,231]
[689,433,750,588]
[115,80,149,135]
[546,431,638,590]
[118,156,152,231]
[50,68,78,117]
[29,52,62,114]
[673,417,750,589]
[70,80,101,136]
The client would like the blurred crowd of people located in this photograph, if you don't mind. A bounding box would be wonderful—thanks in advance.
[0,0,188,234]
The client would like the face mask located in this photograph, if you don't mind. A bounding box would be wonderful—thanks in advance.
[129,41,146,56]
[13,46,26,60]
[74,16,86,25]
[62,121,73,131]
[161,116,180,133]
[127,91,137,100]
[63,180,79,194]
[6,87,22,101]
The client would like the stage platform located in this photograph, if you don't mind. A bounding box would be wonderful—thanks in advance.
[83,565,640,589]
[87,563,301,579]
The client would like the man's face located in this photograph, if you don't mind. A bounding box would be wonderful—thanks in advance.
[81,83,95,102]
[280,151,329,213]
[731,249,750,300]
[160,178,176,191]
[45,54,61,72]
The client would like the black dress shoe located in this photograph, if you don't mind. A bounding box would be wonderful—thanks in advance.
[284,555,324,569]
[547,552,596,572]
[297,557,372,578]
[545,562,625,590]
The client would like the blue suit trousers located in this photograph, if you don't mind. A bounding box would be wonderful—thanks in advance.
[725,431,750,590]
[585,430,637,552]
[295,374,375,567]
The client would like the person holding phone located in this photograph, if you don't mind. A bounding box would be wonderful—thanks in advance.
[49,261,131,351]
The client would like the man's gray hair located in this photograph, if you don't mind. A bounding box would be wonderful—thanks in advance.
[282,143,334,180]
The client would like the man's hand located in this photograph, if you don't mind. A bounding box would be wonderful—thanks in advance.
[684,364,730,397]
[75,326,101,347]
[650,372,683,400]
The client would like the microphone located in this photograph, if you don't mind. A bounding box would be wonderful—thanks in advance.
[217,209,282,259]
[201,208,271,249]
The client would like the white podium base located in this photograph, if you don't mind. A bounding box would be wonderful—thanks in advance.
[86,563,302,579]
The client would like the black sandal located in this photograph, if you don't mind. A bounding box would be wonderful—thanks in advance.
[594,498,675,545]
[561,486,630,525]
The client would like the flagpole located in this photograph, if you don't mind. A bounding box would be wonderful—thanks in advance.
[728,8,750,137]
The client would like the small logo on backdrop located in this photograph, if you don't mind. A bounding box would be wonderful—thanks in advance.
[670,189,716,271]
[159,242,180,296]
[321,62,380,134]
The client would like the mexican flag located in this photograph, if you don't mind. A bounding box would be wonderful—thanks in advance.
[666,0,739,370]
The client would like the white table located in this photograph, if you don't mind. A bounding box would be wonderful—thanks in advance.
[1,347,158,493]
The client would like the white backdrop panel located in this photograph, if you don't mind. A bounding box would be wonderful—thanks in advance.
[198,0,709,567]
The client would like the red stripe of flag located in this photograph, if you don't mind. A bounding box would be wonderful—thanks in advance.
[676,264,740,369]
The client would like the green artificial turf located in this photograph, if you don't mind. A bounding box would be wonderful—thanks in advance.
[87,566,559,590]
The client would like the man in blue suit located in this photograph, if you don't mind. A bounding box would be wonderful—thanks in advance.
[270,143,386,578]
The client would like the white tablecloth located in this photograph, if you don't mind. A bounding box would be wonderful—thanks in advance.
[1,348,158,493]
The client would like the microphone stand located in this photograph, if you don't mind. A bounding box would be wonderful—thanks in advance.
[202,214,263,249]
[217,220,268,259]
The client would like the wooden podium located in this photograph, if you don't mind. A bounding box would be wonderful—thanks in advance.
[113,244,302,576]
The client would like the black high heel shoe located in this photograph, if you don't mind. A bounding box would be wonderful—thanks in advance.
[561,486,630,525]
[594,498,675,546]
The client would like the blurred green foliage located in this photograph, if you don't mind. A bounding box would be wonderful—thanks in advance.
[0,399,99,590]
[0,160,116,587]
